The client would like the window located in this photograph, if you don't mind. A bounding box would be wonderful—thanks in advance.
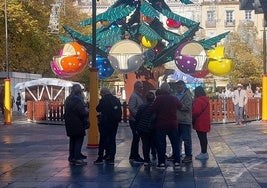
[245,10,252,20]
[207,11,215,22]
[226,10,234,23]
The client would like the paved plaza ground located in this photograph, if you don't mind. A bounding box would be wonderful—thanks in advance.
[0,113,267,188]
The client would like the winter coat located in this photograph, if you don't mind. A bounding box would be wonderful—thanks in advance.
[176,88,193,125]
[192,96,211,132]
[64,95,88,137]
[152,93,182,130]
[96,93,122,127]
[128,91,144,121]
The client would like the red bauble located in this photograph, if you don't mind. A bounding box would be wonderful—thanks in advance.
[166,18,181,28]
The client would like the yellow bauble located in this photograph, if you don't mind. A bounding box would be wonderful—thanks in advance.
[208,59,233,76]
[141,36,158,49]
[207,46,233,76]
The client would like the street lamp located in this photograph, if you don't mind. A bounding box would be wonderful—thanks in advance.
[4,0,12,125]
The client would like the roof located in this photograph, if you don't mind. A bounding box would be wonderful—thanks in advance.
[14,78,84,90]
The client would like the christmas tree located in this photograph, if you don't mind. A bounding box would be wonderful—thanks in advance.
[59,0,230,79]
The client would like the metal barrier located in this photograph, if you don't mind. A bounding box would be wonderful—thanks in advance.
[26,98,262,125]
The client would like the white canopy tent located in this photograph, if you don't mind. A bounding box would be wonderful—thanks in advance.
[14,78,84,112]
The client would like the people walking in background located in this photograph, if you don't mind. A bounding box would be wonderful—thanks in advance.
[254,87,261,98]
[152,82,183,168]
[192,86,211,160]
[16,93,21,111]
[11,96,15,111]
[232,84,248,125]
[64,84,89,166]
[175,80,193,163]
[128,81,145,163]
[135,91,156,166]
[94,88,122,165]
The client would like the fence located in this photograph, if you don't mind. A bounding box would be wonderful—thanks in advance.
[26,98,262,125]
[210,98,262,124]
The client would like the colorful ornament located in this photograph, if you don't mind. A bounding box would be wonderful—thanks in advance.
[190,69,209,78]
[207,46,233,76]
[109,40,143,73]
[141,36,158,49]
[174,42,207,74]
[62,42,87,64]
[95,56,114,79]
[51,42,88,77]
[166,18,181,28]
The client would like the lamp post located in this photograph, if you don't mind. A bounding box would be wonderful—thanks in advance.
[87,0,99,148]
[4,0,12,125]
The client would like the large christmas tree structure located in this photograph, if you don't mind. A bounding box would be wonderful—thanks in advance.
[53,0,231,82]
[52,0,233,148]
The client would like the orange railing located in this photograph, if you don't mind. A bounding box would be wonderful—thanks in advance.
[210,98,262,124]
[26,98,262,125]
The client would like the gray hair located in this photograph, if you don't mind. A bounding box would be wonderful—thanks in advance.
[160,82,170,92]
[100,87,111,95]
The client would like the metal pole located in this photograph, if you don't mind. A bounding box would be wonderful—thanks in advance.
[4,0,12,124]
[262,14,267,122]
[263,14,266,75]
[87,0,99,148]
[5,0,9,77]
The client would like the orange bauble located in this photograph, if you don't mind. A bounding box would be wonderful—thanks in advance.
[62,42,87,64]
[59,55,86,73]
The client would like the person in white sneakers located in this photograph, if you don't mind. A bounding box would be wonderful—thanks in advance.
[192,86,210,160]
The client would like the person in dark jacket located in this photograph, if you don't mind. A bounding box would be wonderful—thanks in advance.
[64,84,89,165]
[94,87,122,165]
[192,86,211,160]
[135,91,156,166]
[152,82,183,168]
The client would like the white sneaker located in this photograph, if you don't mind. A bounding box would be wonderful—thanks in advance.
[195,153,209,160]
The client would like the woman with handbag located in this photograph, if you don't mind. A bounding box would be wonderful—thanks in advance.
[192,86,211,160]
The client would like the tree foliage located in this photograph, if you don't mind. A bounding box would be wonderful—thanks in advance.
[0,0,88,78]
[224,21,263,86]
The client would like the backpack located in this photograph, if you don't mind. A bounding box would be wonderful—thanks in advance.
[108,96,122,123]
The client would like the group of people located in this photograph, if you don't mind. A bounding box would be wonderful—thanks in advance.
[218,83,253,126]
[63,81,211,168]
[126,81,211,168]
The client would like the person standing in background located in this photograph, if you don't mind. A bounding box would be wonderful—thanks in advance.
[192,86,211,160]
[64,84,88,166]
[94,87,122,165]
[232,84,248,125]
[128,81,145,163]
[16,93,21,112]
[175,80,193,163]
[152,82,183,168]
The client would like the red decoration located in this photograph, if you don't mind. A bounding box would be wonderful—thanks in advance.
[166,18,181,28]
[190,69,209,78]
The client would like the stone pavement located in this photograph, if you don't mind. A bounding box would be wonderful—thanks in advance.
[0,113,267,188]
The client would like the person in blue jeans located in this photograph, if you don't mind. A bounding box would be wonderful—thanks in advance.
[128,81,145,163]
[175,80,193,163]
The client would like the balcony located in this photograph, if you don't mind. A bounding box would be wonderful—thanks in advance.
[206,20,216,28]
[224,20,235,27]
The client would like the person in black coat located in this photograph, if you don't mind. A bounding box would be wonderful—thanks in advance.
[64,84,89,165]
[94,87,122,165]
